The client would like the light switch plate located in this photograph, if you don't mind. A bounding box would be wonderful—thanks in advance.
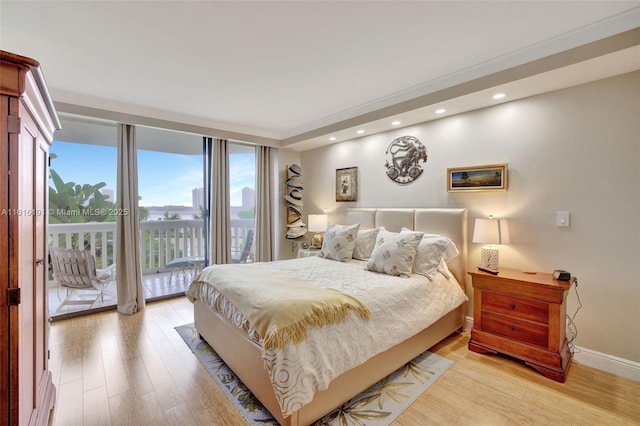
[556,211,570,227]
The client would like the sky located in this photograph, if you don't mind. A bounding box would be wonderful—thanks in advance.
[50,141,255,207]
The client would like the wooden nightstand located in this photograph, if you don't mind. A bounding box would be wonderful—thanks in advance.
[468,267,575,382]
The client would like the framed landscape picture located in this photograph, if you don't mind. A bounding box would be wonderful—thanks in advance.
[336,167,358,201]
[447,163,508,192]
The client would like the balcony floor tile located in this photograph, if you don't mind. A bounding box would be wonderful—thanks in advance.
[48,271,193,320]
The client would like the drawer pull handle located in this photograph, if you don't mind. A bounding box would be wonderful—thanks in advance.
[509,303,516,310]
[509,325,516,332]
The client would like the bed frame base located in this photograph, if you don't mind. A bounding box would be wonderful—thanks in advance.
[194,299,464,426]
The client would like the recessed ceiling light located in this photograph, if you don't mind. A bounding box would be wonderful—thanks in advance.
[435,109,446,114]
[329,136,336,141]
[391,121,401,126]
[356,129,365,134]
[493,93,506,99]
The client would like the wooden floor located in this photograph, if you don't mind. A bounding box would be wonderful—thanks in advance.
[48,297,640,426]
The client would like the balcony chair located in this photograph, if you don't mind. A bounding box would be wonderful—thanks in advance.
[232,228,254,264]
[50,247,115,312]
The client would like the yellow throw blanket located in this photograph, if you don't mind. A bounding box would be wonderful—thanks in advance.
[194,263,371,351]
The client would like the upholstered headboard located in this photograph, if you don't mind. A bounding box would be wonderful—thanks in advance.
[345,208,468,287]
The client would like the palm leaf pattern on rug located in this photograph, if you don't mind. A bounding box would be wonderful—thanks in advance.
[401,353,436,384]
[366,378,413,409]
[314,356,433,425]
[314,392,391,426]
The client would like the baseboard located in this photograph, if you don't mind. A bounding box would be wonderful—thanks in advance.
[464,316,639,382]
[572,346,640,382]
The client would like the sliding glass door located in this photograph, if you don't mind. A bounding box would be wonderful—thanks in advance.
[136,126,204,299]
[48,116,118,317]
[49,115,259,316]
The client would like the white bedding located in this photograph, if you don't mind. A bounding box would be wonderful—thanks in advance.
[186,256,468,417]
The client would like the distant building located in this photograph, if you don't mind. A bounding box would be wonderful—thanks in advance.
[192,187,204,210]
[242,187,255,208]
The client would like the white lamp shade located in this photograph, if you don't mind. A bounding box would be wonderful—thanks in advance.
[308,214,328,232]
[472,218,510,245]
[473,217,509,270]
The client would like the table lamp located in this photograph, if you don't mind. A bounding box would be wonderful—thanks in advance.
[308,214,328,248]
[472,216,510,272]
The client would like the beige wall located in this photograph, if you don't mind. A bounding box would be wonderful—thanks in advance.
[296,71,640,363]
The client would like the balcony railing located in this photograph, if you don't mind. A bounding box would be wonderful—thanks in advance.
[49,218,254,275]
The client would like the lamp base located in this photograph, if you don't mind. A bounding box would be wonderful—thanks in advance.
[312,233,323,249]
[480,247,499,270]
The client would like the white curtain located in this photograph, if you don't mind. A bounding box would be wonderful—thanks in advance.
[116,124,144,314]
[208,138,232,264]
[255,145,274,262]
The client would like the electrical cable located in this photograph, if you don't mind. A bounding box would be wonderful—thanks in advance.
[566,278,582,354]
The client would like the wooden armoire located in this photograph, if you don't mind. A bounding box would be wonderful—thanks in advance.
[1,51,60,425]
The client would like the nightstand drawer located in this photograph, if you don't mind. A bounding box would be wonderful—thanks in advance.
[483,291,549,324]
[481,312,549,348]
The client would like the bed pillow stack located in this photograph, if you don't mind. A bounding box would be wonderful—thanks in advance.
[352,227,382,260]
[318,223,360,262]
[366,230,424,277]
[400,227,459,279]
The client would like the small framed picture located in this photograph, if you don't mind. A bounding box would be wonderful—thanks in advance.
[336,167,358,201]
[447,163,508,192]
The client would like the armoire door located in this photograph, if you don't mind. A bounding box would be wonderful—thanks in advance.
[1,94,12,426]
[17,105,55,426]
[35,120,54,426]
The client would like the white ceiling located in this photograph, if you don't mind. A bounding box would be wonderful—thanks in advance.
[1,1,639,151]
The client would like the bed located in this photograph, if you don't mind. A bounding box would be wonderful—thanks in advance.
[187,208,468,426]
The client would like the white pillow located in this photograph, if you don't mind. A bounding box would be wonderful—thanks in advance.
[366,230,423,277]
[318,223,360,262]
[421,232,459,262]
[437,258,453,279]
[352,227,382,260]
[401,228,459,279]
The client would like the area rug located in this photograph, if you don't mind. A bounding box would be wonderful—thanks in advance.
[175,323,453,425]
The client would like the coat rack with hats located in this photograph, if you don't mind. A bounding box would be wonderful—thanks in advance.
[284,164,307,240]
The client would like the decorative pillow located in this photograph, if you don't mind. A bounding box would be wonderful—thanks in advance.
[401,228,459,279]
[352,227,383,260]
[318,223,360,262]
[366,230,424,277]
